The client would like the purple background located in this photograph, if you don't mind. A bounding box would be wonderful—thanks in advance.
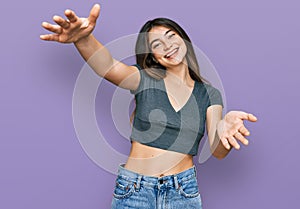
[1,0,299,208]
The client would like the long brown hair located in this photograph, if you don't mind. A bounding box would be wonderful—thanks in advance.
[130,18,207,124]
[136,17,206,81]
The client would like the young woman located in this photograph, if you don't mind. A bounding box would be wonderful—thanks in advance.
[41,4,257,208]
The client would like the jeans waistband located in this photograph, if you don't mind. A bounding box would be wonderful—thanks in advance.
[116,163,197,190]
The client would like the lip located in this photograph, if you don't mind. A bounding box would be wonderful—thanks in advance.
[164,47,179,58]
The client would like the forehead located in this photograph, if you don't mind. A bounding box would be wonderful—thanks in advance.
[148,26,173,41]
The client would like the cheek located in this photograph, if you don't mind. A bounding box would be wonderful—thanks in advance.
[181,44,188,56]
[153,52,164,59]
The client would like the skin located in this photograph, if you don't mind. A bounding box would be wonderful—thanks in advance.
[41,4,258,177]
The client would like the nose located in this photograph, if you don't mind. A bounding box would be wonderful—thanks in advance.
[163,39,173,51]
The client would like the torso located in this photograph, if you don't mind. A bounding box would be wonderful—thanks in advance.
[124,141,194,177]
[125,75,195,177]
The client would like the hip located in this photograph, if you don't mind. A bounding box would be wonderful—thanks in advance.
[111,163,202,208]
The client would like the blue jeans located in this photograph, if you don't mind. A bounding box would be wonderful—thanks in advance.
[111,164,202,209]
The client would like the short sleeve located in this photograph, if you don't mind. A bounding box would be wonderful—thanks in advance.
[130,64,144,95]
[204,83,224,107]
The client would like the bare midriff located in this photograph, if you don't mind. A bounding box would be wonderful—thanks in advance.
[124,140,194,177]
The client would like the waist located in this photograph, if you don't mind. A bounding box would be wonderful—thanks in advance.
[117,163,197,189]
[125,141,194,177]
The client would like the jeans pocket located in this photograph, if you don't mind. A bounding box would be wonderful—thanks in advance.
[113,176,136,200]
[178,176,200,198]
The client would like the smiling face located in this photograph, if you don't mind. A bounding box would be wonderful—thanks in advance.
[148,26,187,68]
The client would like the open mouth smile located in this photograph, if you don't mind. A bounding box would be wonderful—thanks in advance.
[164,47,179,59]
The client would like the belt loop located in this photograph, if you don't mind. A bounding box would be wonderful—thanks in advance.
[174,175,179,191]
[135,175,142,191]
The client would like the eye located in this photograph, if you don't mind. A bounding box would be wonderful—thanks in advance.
[152,42,161,49]
[168,33,176,39]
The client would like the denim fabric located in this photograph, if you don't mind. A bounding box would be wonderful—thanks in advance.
[111,164,202,209]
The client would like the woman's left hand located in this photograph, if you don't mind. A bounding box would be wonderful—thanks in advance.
[217,111,258,150]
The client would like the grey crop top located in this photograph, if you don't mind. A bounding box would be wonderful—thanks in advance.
[129,64,223,156]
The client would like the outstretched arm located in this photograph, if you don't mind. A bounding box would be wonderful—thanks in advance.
[40,4,140,90]
[206,105,258,159]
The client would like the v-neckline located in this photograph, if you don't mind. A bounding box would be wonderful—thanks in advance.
[162,78,197,113]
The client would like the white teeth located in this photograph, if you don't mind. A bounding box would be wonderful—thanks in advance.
[165,48,178,58]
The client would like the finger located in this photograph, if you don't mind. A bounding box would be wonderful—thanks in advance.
[88,3,101,24]
[41,22,62,34]
[40,34,59,42]
[228,136,240,150]
[247,113,258,122]
[239,125,250,136]
[236,111,258,121]
[234,132,249,146]
[53,15,70,29]
[229,111,249,120]
[65,9,78,23]
[229,123,242,136]
[221,137,231,150]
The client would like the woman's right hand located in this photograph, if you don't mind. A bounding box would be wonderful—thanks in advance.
[40,4,100,43]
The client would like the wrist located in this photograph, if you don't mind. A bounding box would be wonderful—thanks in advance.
[74,34,94,47]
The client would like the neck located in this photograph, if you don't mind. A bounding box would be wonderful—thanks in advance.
[165,59,193,85]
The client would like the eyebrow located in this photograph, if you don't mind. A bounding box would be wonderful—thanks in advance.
[149,29,173,47]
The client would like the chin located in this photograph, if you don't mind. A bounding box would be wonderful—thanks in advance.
[166,57,186,66]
